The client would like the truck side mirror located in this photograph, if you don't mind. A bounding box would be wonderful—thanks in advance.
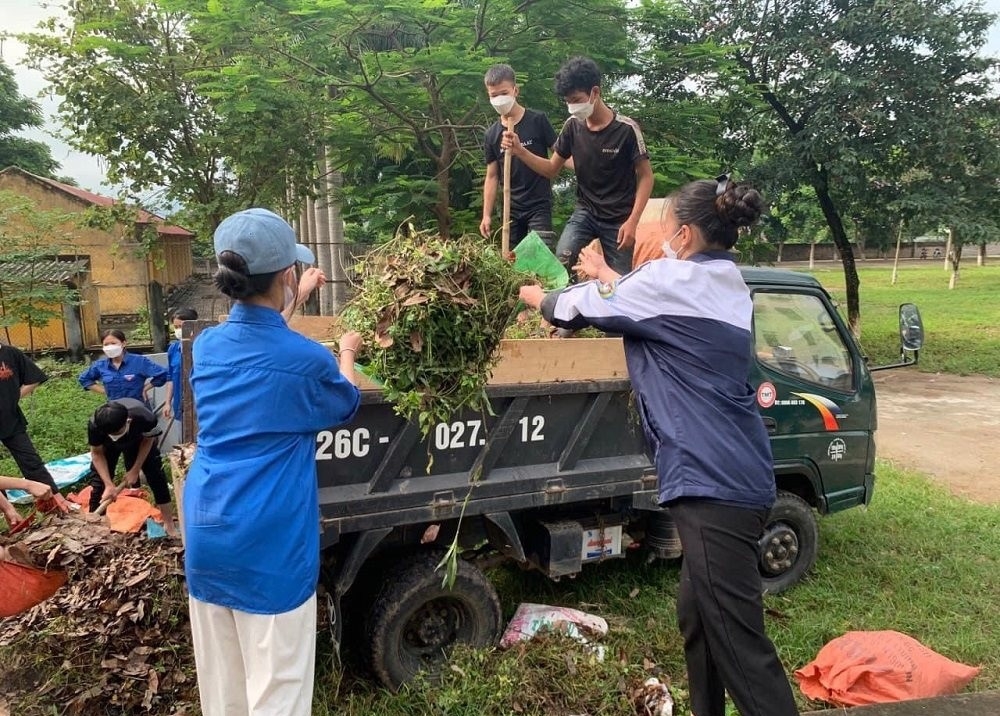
[899,303,923,353]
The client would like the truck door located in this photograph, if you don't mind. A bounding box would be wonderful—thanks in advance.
[750,289,874,512]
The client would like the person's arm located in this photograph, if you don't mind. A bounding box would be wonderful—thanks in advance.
[337,331,363,387]
[162,381,174,419]
[0,492,20,526]
[20,382,41,400]
[554,146,575,172]
[79,363,105,394]
[0,476,53,498]
[145,357,169,388]
[503,131,567,180]
[282,267,327,322]
[90,445,118,498]
[480,161,499,238]
[616,158,654,250]
[122,437,156,487]
[574,245,620,284]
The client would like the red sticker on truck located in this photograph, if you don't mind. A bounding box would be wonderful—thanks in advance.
[757,382,777,408]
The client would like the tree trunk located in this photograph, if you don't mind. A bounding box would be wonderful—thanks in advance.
[891,223,903,286]
[943,229,952,271]
[812,169,861,336]
[978,242,987,266]
[324,163,349,314]
[433,133,458,239]
[808,242,815,270]
[948,228,962,290]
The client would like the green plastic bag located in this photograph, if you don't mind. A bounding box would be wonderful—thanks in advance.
[513,231,568,290]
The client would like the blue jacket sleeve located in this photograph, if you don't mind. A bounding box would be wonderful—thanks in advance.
[79,362,101,389]
[141,356,169,387]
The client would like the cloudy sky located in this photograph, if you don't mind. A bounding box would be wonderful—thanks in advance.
[4,0,1000,194]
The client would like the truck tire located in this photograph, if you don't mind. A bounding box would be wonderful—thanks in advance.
[758,491,818,594]
[364,550,502,690]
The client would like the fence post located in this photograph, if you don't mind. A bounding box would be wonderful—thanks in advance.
[148,280,167,352]
[63,302,85,361]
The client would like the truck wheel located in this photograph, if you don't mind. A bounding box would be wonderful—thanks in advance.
[758,491,818,594]
[364,550,502,690]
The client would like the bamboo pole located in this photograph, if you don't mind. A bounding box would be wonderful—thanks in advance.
[501,115,513,255]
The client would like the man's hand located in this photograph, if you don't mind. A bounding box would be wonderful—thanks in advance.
[23,481,52,501]
[616,218,638,250]
[123,469,141,489]
[500,129,524,157]
[339,330,363,356]
[162,403,173,420]
[519,285,545,310]
[573,245,610,280]
[479,216,492,239]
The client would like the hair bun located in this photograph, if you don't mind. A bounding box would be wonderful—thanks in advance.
[715,184,764,228]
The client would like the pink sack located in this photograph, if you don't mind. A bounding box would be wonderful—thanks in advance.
[795,630,981,707]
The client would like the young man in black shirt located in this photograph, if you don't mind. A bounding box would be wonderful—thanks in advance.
[480,63,560,248]
[503,56,653,275]
[86,398,178,536]
[0,342,71,513]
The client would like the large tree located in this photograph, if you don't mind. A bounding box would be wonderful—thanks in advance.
[20,0,323,236]
[0,57,59,177]
[173,0,637,238]
[693,0,997,333]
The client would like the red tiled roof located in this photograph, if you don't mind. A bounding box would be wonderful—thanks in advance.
[0,167,194,237]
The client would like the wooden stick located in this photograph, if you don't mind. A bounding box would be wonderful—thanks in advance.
[501,114,513,255]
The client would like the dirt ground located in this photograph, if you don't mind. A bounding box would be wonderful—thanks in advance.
[873,371,999,505]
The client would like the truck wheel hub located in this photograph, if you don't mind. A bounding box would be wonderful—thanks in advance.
[759,524,799,575]
[406,600,458,650]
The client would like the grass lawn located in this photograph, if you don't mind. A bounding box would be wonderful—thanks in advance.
[804,263,1000,377]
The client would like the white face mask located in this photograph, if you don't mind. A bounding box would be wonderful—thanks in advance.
[173,327,183,340]
[567,93,595,121]
[662,229,683,261]
[108,419,130,442]
[103,344,124,359]
[283,270,297,312]
[490,95,515,116]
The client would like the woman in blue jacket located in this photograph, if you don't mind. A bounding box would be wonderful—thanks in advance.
[520,177,798,716]
[184,208,362,716]
[78,329,168,405]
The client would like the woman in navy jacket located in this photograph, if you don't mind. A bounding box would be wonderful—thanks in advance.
[520,177,798,716]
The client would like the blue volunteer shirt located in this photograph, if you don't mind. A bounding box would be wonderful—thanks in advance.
[167,340,183,417]
[183,303,360,614]
[541,252,775,509]
[78,352,168,402]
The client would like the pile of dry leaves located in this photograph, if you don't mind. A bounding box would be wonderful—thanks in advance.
[0,515,196,715]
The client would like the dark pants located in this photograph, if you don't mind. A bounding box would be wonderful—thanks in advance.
[88,441,171,510]
[2,430,58,491]
[669,499,799,716]
[510,207,554,249]
[555,208,635,278]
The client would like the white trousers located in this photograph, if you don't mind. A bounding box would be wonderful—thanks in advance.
[188,594,317,716]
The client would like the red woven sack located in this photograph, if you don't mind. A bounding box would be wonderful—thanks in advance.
[0,560,67,617]
[795,630,981,707]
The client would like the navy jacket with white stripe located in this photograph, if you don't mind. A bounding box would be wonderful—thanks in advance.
[540,252,775,509]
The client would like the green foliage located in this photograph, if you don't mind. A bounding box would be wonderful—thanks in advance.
[693,0,1000,330]
[0,57,59,177]
[19,0,321,237]
[0,192,83,351]
[342,230,523,437]
[172,0,634,239]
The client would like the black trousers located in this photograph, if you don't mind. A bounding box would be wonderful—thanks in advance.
[669,498,799,716]
[2,430,58,491]
[88,441,171,510]
[509,208,554,249]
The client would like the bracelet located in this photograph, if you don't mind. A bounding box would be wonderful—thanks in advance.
[340,348,356,355]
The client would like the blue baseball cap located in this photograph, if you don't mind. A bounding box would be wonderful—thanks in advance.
[213,208,315,275]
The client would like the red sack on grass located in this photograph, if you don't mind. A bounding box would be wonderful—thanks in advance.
[794,630,981,707]
[0,560,67,617]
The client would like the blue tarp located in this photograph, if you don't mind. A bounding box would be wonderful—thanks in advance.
[5,453,92,504]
